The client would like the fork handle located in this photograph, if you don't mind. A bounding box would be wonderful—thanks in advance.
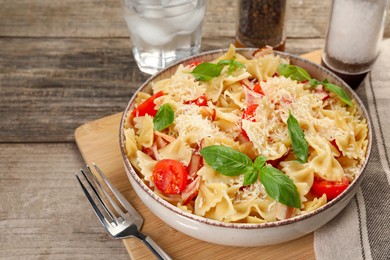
[144,236,172,260]
[136,232,172,260]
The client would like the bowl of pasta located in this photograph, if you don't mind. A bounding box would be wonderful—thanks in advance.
[120,45,371,246]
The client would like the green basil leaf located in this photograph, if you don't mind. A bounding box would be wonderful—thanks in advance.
[287,112,308,163]
[217,59,245,75]
[260,165,301,208]
[243,167,258,186]
[278,64,312,81]
[216,59,232,66]
[153,104,174,131]
[253,156,266,171]
[308,78,320,86]
[309,78,352,106]
[233,60,245,68]
[200,145,253,176]
[191,62,223,81]
[230,60,245,69]
[323,81,353,106]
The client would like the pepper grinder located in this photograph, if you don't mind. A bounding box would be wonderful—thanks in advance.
[235,0,287,51]
[322,0,388,89]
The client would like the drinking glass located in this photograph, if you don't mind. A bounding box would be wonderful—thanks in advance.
[122,0,207,75]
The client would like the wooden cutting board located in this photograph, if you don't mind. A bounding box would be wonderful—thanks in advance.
[74,50,322,260]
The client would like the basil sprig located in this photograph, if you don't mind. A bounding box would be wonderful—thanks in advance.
[199,144,253,176]
[191,62,224,81]
[309,79,353,106]
[200,145,301,208]
[277,64,352,106]
[217,59,245,75]
[287,111,309,163]
[191,59,245,81]
[278,63,312,81]
[153,104,174,131]
[260,166,301,209]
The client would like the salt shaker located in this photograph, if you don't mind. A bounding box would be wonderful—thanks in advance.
[235,0,287,51]
[322,0,388,89]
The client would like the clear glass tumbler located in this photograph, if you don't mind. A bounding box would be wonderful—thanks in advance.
[122,0,207,75]
[322,0,388,88]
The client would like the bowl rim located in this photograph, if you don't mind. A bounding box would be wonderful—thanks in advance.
[119,48,372,229]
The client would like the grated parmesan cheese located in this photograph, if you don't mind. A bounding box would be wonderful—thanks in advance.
[174,104,222,144]
[234,177,267,203]
[152,65,206,102]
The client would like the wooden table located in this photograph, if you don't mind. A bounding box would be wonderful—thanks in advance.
[1,0,389,259]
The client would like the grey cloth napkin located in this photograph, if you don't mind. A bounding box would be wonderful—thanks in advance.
[314,39,390,260]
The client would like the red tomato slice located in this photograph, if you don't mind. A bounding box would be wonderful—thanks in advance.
[242,104,258,121]
[312,176,349,200]
[241,104,258,138]
[131,91,164,118]
[189,60,202,67]
[253,82,265,95]
[152,159,188,194]
[184,94,207,106]
[240,78,264,95]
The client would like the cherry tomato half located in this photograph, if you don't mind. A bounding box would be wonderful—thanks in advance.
[242,104,258,121]
[311,176,349,200]
[184,94,207,106]
[253,82,265,95]
[240,78,264,95]
[189,60,202,67]
[131,91,164,118]
[152,159,188,194]
[241,104,258,138]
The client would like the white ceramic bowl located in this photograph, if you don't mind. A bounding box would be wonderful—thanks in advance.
[119,49,372,247]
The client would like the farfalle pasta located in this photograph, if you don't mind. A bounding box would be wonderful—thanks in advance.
[123,45,368,223]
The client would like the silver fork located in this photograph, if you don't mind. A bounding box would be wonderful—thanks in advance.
[75,163,172,260]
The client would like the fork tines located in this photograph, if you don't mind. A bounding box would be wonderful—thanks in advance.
[75,163,143,235]
[75,163,172,260]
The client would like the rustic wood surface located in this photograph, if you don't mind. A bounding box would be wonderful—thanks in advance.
[0,0,389,259]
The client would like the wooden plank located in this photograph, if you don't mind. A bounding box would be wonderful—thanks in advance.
[0,0,126,38]
[0,143,129,259]
[0,38,324,143]
[0,37,148,143]
[301,49,323,64]
[1,0,389,38]
[74,112,315,260]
